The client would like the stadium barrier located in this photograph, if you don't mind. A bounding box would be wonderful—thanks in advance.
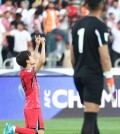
[0,68,120,120]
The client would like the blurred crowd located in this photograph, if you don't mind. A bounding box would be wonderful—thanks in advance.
[0,0,120,69]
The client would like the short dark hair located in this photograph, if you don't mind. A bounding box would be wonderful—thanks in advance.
[34,10,40,16]
[16,13,22,18]
[109,12,114,16]
[87,0,104,10]
[113,0,118,3]
[62,1,68,8]
[16,51,31,68]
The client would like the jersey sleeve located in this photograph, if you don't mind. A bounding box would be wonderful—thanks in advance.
[95,22,109,47]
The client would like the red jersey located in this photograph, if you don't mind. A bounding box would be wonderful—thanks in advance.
[20,68,40,109]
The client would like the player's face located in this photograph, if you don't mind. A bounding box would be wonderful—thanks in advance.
[17,24,24,31]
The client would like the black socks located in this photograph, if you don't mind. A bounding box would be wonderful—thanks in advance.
[94,117,100,134]
[81,112,100,134]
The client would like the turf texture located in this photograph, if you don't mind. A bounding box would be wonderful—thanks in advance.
[0,118,120,134]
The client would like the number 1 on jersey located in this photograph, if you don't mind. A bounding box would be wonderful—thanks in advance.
[77,28,85,53]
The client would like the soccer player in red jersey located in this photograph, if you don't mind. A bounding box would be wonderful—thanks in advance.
[3,35,45,134]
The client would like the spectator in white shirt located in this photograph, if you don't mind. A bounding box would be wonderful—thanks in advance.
[59,1,69,31]
[107,0,120,22]
[111,21,120,66]
[27,1,38,33]
[16,1,28,24]
[6,21,33,57]
[107,12,116,29]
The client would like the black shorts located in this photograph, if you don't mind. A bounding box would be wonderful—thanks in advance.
[74,75,104,105]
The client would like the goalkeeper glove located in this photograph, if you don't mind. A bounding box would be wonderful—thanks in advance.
[104,70,116,102]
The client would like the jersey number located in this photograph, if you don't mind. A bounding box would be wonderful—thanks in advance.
[77,28,85,53]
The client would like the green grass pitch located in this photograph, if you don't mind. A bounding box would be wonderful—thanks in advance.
[0,118,120,134]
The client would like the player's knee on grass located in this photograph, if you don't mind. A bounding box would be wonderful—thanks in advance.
[84,102,100,112]
[37,129,44,134]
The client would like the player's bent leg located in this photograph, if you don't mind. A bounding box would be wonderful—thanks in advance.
[37,130,44,134]
[15,126,36,134]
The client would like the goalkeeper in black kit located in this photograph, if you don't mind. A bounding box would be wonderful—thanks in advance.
[71,0,116,134]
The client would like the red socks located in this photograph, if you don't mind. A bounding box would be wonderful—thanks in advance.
[15,126,36,134]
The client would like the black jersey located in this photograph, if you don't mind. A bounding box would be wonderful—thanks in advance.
[72,16,109,77]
